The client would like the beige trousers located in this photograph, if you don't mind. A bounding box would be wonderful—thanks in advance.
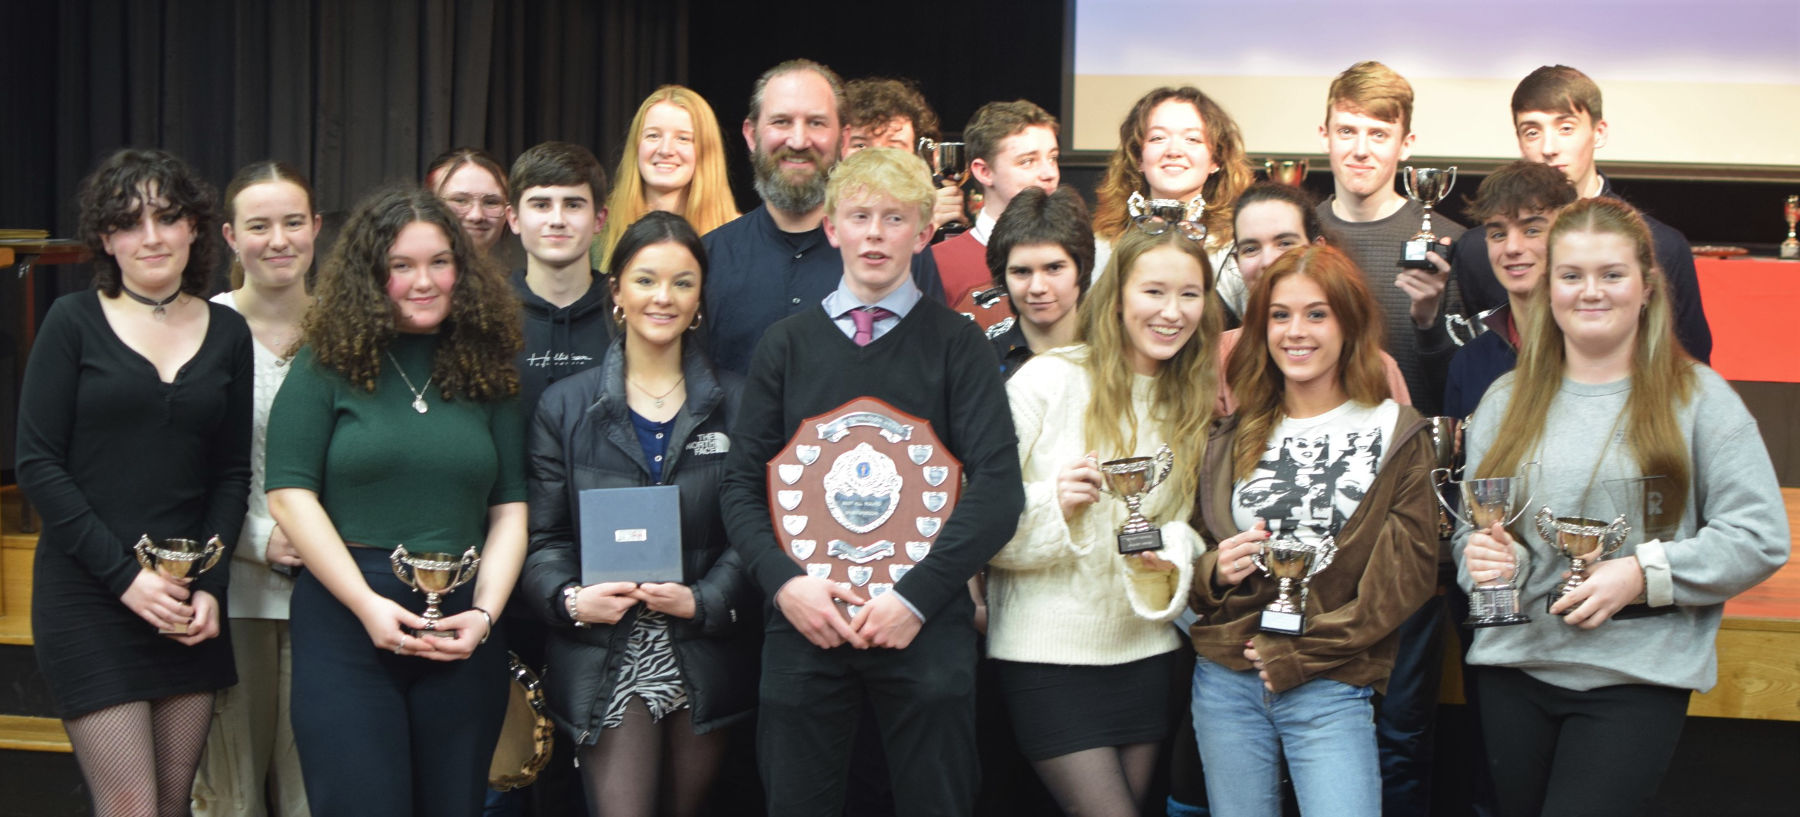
[191,619,309,817]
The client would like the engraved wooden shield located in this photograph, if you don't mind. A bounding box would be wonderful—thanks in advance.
[768,397,964,619]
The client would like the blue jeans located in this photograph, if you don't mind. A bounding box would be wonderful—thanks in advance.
[1190,656,1381,817]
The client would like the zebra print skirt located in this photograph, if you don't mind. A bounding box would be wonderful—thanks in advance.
[601,610,690,728]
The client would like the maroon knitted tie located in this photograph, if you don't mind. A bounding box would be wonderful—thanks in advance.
[850,306,895,347]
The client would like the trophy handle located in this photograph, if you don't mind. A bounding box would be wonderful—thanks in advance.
[1443,166,1458,195]
[1601,517,1631,558]
[1533,506,1555,542]
[1149,444,1174,491]
[390,545,412,587]
[1309,534,1339,576]
[451,547,481,592]
[1402,166,1418,200]
[134,534,155,572]
[1505,461,1542,528]
[1430,469,1476,530]
[200,535,225,573]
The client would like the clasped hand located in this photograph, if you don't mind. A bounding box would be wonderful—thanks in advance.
[568,581,698,625]
[775,575,924,651]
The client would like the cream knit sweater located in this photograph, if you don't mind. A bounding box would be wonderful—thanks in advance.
[987,349,1199,665]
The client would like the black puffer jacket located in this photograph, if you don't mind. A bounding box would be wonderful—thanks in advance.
[521,334,759,743]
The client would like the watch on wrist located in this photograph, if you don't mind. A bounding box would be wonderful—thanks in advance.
[563,585,589,628]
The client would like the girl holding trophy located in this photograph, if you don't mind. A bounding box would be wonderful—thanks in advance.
[266,186,526,817]
[17,148,252,817]
[1456,197,1788,817]
[988,225,1219,816]
[1090,87,1251,306]
[1189,244,1437,817]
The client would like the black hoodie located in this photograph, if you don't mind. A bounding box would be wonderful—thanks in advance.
[511,268,615,411]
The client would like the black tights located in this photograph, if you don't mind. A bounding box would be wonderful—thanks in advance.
[1031,742,1162,817]
[63,692,215,817]
[577,699,727,817]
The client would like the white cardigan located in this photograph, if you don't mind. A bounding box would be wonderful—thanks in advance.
[986,349,1199,665]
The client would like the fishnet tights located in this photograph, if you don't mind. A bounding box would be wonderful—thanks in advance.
[1030,742,1162,817]
[63,692,215,817]
[576,699,726,817]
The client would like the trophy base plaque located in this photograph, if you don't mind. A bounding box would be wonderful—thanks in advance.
[1781,240,1799,260]
[1399,237,1437,269]
[1466,584,1530,628]
[1259,609,1305,635]
[1117,529,1164,554]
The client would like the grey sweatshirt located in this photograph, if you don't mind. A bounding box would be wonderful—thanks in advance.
[1455,367,1789,692]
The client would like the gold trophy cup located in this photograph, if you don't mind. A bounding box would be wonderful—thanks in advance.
[390,545,481,637]
[134,534,225,634]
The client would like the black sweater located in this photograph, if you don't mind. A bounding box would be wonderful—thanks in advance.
[720,298,1023,624]
[510,269,615,411]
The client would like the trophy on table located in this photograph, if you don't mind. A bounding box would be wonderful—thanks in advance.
[1252,520,1338,635]
[1781,195,1798,260]
[1399,166,1457,269]
[917,137,970,235]
[1433,466,1535,628]
[1099,444,1175,553]
[134,534,225,634]
[1534,507,1629,614]
[1262,158,1309,186]
[391,545,480,637]
[1602,475,1679,619]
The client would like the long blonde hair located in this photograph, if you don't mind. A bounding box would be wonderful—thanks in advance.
[597,85,739,269]
[1076,227,1222,508]
[1474,197,1693,520]
[1228,244,1392,481]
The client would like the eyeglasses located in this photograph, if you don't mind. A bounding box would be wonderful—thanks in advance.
[441,193,508,215]
[1127,191,1207,242]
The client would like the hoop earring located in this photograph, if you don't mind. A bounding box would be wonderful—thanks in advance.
[612,304,624,326]
[689,313,703,331]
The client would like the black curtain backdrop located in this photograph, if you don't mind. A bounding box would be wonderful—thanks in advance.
[0,0,1062,474]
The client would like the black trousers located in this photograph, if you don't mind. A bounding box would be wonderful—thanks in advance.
[1475,666,1689,817]
[758,620,978,817]
[291,549,509,817]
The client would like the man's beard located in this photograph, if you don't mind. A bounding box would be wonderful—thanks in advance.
[752,144,833,214]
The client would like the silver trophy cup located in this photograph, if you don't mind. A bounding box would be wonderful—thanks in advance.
[1534,509,1629,614]
[917,137,970,233]
[1433,472,1533,628]
[1399,166,1457,269]
[1252,522,1338,635]
[1100,444,1174,553]
[391,545,481,637]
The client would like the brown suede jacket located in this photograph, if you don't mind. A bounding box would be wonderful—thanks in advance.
[1188,405,1437,694]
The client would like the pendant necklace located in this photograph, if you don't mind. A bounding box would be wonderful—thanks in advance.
[628,375,684,409]
[387,352,433,414]
[119,284,180,320]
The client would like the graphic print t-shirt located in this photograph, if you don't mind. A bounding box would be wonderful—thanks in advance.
[1231,399,1400,546]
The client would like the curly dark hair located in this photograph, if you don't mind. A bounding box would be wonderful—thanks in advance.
[843,77,941,143]
[302,185,521,401]
[77,148,220,298]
